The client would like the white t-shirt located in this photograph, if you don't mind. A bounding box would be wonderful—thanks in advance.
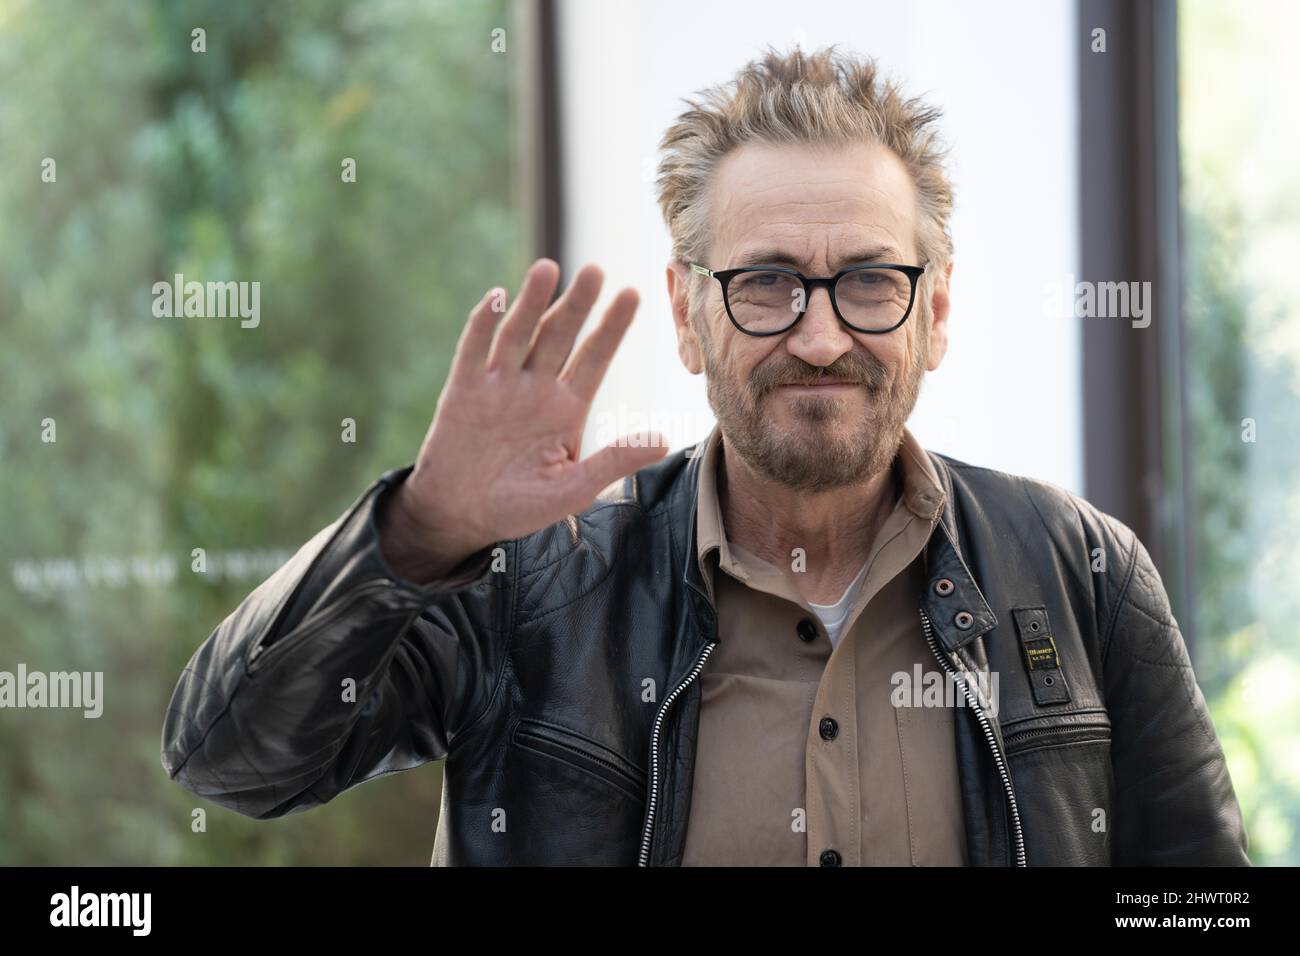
[807,560,870,650]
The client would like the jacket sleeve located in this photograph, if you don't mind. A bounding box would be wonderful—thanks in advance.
[1102,529,1250,865]
[159,465,511,820]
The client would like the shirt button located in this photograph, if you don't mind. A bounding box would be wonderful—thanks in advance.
[796,618,818,643]
[819,716,838,740]
[819,849,842,867]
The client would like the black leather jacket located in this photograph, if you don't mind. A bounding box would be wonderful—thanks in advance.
[160,441,1250,865]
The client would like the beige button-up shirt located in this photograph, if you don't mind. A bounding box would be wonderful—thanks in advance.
[681,422,969,866]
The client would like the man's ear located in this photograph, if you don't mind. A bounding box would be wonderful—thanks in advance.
[925,260,953,372]
[666,260,705,374]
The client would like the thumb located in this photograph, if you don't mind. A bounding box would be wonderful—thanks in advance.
[575,431,671,497]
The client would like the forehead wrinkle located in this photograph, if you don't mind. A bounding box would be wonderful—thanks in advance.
[711,145,920,266]
[724,187,912,237]
[730,207,910,245]
[732,244,907,270]
[728,182,904,213]
[721,216,910,270]
[716,159,912,215]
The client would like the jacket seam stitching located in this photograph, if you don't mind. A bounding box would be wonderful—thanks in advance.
[447,538,517,756]
[166,666,239,782]
[1119,593,1177,631]
[515,499,669,583]
[516,501,645,582]
[264,476,390,649]
[1101,536,1140,667]
[515,547,624,627]
[1022,482,1101,615]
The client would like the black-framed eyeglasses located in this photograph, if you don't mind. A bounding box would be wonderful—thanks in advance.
[688,261,927,336]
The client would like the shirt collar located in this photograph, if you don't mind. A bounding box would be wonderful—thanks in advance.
[694,420,947,591]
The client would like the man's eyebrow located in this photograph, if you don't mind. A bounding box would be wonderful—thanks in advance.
[733,247,904,269]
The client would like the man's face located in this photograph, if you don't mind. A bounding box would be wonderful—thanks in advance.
[670,140,950,491]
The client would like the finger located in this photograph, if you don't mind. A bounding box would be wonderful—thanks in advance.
[558,287,639,403]
[448,286,507,385]
[572,432,670,499]
[522,263,604,377]
[487,259,561,372]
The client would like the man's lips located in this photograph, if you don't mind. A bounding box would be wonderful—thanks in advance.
[776,380,862,393]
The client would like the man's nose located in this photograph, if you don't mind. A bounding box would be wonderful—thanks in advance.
[788,285,853,361]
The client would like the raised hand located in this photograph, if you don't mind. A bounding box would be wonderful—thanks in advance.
[379,259,668,583]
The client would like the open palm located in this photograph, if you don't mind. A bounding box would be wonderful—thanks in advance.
[385,259,668,578]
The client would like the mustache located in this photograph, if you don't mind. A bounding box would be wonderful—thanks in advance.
[751,352,890,396]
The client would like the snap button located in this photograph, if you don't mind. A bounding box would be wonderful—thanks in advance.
[819,848,842,867]
[819,717,839,740]
[954,610,974,629]
[796,618,818,643]
[933,578,954,596]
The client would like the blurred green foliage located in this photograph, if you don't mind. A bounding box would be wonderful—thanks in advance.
[0,0,524,863]
[1180,0,1300,865]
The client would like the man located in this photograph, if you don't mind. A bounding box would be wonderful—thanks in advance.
[160,47,1249,866]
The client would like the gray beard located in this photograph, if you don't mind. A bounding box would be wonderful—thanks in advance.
[699,321,928,492]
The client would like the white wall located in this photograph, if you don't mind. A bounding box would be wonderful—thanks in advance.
[555,0,1082,492]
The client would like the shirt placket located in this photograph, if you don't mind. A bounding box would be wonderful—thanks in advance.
[805,625,861,866]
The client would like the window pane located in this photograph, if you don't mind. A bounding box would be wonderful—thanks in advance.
[0,0,527,864]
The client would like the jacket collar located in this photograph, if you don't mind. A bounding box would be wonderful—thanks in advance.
[919,450,999,653]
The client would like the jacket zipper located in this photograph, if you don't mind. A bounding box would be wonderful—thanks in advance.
[513,719,648,799]
[637,641,717,867]
[919,606,1027,867]
[1002,721,1111,755]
